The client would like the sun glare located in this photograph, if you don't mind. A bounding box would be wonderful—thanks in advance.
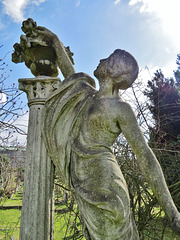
[129,0,180,50]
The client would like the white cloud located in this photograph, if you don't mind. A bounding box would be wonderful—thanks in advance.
[0,93,7,104]
[1,0,46,23]
[0,112,29,146]
[32,0,46,6]
[76,0,80,7]
[129,0,180,51]
[114,0,121,5]
[138,66,158,83]
[2,0,29,22]
[161,61,176,79]
[139,60,176,84]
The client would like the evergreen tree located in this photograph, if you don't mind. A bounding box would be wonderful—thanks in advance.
[174,54,180,87]
[144,65,180,210]
[145,70,180,144]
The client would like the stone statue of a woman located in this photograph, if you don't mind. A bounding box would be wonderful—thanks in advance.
[29,26,180,239]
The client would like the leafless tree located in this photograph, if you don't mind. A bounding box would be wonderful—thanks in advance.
[0,45,27,146]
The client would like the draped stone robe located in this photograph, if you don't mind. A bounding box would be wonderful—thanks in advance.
[42,72,139,240]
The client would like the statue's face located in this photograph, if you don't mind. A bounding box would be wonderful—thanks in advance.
[94,58,108,80]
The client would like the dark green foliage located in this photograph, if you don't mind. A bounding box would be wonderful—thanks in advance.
[113,57,180,238]
[144,70,180,144]
[144,61,180,211]
[54,175,85,239]
[114,135,180,239]
[174,54,180,87]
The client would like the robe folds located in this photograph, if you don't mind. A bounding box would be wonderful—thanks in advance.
[42,72,139,240]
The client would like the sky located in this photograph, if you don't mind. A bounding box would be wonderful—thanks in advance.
[0,0,180,144]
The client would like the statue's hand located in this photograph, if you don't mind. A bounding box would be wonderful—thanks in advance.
[171,212,180,234]
[34,26,58,40]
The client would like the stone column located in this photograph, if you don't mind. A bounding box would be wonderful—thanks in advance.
[19,76,60,240]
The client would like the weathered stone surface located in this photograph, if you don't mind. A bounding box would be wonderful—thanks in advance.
[13,19,180,240]
[43,49,180,239]
[12,18,76,240]
[19,76,60,105]
[12,18,75,78]
[19,77,60,240]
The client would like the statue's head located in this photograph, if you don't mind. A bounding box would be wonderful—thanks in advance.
[94,49,139,90]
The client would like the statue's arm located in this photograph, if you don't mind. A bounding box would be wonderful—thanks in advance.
[52,33,76,78]
[118,102,180,233]
[35,26,76,78]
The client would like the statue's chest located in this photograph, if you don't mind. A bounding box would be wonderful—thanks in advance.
[83,103,120,143]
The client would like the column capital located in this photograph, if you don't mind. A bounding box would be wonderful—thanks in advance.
[18,76,60,106]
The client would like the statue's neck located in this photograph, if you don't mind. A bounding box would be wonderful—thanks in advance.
[98,78,119,98]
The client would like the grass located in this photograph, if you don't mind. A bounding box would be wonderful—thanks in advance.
[0,191,22,240]
[54,212,85,240]
[140,217,180,240]
[0,209,21,240]
[0,190,85,240]
[1,210,179,240]
[0,190,179,239]
[0,210,84,240]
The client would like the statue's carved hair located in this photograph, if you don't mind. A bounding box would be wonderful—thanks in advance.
[94,49,139,89]
[107,49,138,80]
